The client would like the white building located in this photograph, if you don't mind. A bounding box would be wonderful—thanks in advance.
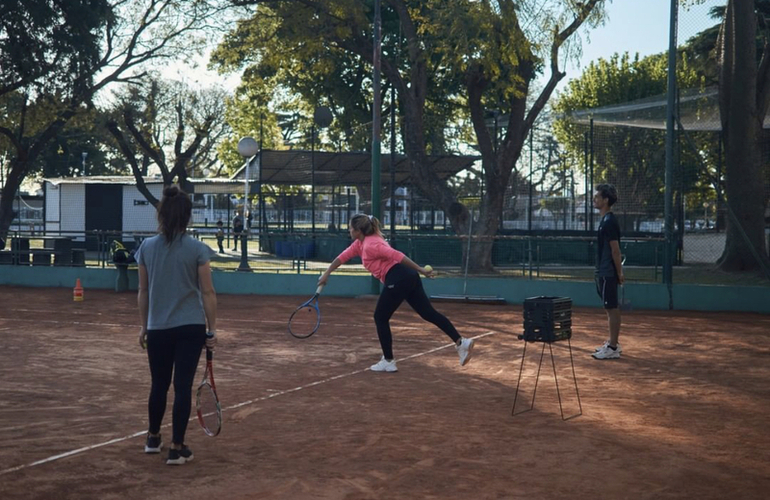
[43,176,244,242]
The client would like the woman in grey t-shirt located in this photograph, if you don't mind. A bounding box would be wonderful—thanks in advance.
[135,185,218,465]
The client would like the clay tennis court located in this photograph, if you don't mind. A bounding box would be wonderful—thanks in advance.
[0,284,768,499]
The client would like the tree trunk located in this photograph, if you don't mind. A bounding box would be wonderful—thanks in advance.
[0,158,29,250]
[717,0,770,271]
[718,120,768,270]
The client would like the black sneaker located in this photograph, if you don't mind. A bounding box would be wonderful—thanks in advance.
[144,433,163,454]
[166,445,194,465]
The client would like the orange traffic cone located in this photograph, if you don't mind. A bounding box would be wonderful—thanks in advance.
[73,278,84,302]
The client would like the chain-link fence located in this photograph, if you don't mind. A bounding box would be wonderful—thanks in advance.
[2,1,767,287]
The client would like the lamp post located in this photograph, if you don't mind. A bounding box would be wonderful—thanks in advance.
[237,137,259,272]
[81,152,88,176]
[312,106,333,233]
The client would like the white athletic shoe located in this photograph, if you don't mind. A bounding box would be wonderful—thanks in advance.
[592,345,621,360]
[370,357,398,372]
[594,341,622,354]
[456,338,475,366]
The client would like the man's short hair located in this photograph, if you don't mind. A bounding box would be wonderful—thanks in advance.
[595,184,618,207]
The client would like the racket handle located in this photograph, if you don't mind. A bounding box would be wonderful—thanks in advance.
[315,283,325,295]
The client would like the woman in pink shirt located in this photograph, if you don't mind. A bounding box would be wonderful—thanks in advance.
[318,214,474,372]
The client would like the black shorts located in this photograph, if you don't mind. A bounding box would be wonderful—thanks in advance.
[595,276,619,309]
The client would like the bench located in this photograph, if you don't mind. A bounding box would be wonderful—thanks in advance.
[30,250,56,266]
[0,251,13,265]
[71,249,86,267]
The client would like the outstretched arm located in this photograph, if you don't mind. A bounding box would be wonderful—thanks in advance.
[318,258,342,286]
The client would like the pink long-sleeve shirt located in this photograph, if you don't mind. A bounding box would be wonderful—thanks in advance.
[336,235,405,283]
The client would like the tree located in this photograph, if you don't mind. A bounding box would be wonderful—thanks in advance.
[0,0,231,248]
[715,0,770,271]
[106,77,231,206]
[0,0,110,100]
[554,52,704,231]
[212,6,455,157]
[217,0,606,270]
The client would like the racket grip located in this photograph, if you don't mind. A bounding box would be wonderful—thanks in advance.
[315,283,325,295]
[205,331,217,352]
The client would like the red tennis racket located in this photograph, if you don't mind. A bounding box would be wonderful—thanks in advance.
[196,348,222,437]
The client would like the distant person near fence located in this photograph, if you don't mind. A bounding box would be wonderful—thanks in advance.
[215,220,225,254]
[232,212,244,251]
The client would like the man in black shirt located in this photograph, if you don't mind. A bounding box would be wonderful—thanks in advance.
[592,184,625,360]
[232,212,244,251]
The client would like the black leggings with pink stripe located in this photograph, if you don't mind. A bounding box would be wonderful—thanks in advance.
[373,264,460,360]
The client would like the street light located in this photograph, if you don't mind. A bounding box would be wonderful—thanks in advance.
[311,106,333,233]
[237,136,259,272]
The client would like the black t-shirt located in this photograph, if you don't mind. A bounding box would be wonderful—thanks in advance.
[233,216,244,233]
[596,212,620,277]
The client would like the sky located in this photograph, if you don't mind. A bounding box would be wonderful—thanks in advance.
[556,0,721,92]
[165,0,723,95]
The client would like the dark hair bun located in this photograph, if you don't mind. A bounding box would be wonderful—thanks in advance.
[163,185,182,197]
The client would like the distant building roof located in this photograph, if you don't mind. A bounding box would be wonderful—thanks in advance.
[43,176,245,194]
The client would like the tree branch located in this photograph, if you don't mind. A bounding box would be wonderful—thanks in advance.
[717,1,734,134]
[106,121,160,206]
[0,127,23,153]
[756,11,770,117]
[523,0,602,136]
[122,108,169,178]
[466,64,495,162]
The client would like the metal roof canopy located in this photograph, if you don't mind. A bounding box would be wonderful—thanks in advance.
[42,149,480,196]
[232,149,480,186]
[562,87,770,131]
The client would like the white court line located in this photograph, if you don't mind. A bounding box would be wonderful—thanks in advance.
[0,331,495,476]
[0,317,132,328]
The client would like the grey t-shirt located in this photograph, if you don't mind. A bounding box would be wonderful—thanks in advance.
[135,233,214,330]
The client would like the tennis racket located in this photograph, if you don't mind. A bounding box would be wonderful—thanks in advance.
[196,348,222,437]
[288,284,324,339]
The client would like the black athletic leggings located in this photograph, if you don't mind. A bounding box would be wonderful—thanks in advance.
[146,324,206,445]
[374,264,461,360]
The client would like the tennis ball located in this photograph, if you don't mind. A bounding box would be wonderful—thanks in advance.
[424,265,433,273]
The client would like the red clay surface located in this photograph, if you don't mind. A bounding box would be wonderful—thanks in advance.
[0,285,768,499]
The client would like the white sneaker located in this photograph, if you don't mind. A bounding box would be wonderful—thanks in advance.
[592,345,621,360]
[456,338,475,366]
[370,357,398,372]
[594,341,622,354]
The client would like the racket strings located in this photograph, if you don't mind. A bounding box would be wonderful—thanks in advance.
[289,304,320,337]
[197,383,220,434]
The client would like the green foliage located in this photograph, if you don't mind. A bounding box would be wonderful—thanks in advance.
[553,51,709,222]
[0,0,113,98]
[0,91,120,179]
[211,1,476,155]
